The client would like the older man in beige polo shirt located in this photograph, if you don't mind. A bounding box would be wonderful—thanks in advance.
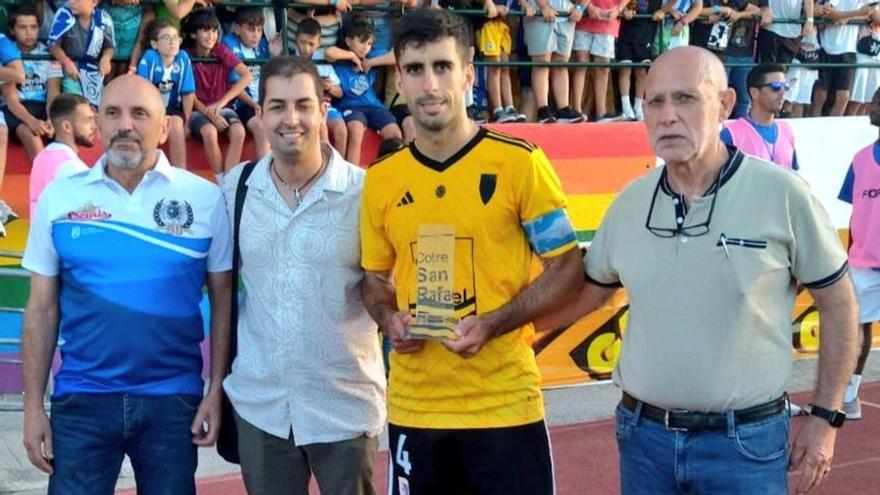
[576,46,858,495]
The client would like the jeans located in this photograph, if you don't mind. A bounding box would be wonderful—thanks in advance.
[616,401,790,494]
[48,393,200,495]
[727,56,754,119]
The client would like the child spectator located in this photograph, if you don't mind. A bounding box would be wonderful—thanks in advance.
[2,3,61,162]
[651,0,702,54]
[523,0,585,123]
[812,0,876,116]
[480,0,529,122]
[47,0,115,107]
[296,18,348,157]
[573,0,627,122]
[137,18,195,168]
[848,24,880,115]
[616,0,662,121]
[185,7,251,178]
[334,13,402,165]
[784,32,820,118]
[29,93,96,217]
[222,7,281,160]
[0,29,24,236]
[103,1,147,79]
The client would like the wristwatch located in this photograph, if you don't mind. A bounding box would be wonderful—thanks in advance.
[808,404,846,428]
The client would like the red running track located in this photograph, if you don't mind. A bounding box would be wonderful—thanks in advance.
[119,382,880,495]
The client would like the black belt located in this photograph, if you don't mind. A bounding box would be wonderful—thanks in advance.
[621,392,787,432]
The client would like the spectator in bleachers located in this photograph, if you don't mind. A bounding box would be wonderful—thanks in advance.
[151,0,211,29]
[103,1,148,79]
[757,0,814,64]
[137,18,195,168]
[296,18,348,156]
[616,0,662,122]
[335,12,402,164]
[783,33,820,117]
[480,0,530,122]
[523,0,586,123]
[812,0,877,116]
[651,0,703,53]
[28,93,95,217]
[47,0,115,107]
[573,0,627,122]
[284,0,348,56]
[0,1,49,40]
[722,63,799,171]
[0,28,24,236]
[2,3,60,163]
[848,23,880,115]
[222,7,282,160]
[185,7,251,178]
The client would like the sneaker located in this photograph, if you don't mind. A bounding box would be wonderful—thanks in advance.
[622,109,637,121]
[467,105,487,124]
[507,107,527,123]
[495,108,517,124]
[843,397,862,420]
[555,106,585,123]
[634,108,645,121]
[597,112,625,123]
[788,402,807,417]
[537,106,557,124]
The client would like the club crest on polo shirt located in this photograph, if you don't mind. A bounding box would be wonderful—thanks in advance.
[67,201,112,221]
[153,198,194,235]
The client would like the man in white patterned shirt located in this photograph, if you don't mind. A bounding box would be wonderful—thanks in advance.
[221,56,386,495]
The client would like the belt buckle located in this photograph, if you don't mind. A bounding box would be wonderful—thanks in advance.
[664,408,690,432]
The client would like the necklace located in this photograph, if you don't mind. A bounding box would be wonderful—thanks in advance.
[271,155,327,207]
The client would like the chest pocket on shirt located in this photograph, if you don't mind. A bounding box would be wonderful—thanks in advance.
[718,235,783,293]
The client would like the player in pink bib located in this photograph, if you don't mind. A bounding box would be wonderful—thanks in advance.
[29,94,96,217]
[721,64,798,171]
[837,86,880,420]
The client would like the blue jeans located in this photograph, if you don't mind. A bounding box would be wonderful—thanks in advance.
[727,56,754,119]
[48,393,200,495]
[616,401,790,494]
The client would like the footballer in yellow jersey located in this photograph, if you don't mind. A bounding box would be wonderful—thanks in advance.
[360,8,584,495]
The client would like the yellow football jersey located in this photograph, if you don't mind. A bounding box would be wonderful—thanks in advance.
[361,128,577,429]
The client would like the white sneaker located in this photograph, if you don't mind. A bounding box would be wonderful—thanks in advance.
[634,108,645,121]
[622,109,636,121]
[843,398,862,420]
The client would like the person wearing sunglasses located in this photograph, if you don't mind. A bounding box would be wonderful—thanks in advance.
[574,46,858,495]
[721,63,798,171]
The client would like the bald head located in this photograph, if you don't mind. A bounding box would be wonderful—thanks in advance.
[98,74,170,171]
[101,75,166,118]
[648,46,728,92]
[642,46,736,169]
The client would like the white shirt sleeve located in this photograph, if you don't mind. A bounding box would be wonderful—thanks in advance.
[206,188,233,273]
[21,187,59,276]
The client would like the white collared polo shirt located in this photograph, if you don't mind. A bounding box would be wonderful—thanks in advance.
[22,151,232,397]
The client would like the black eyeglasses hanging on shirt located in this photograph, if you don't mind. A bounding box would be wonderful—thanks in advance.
[644,166,722,239]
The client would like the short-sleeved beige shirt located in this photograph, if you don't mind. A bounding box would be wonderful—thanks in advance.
[586,149,848,412]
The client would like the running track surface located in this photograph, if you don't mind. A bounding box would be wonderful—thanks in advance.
[118,382,880,495]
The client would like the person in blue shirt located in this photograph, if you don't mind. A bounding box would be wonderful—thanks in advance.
[137,18,195,169]
[0,27,24,237]
[222,7,282,160]
[2,3,60,163]
[335,13,402,165]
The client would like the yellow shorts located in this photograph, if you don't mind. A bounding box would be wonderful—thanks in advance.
[478,19,511,57]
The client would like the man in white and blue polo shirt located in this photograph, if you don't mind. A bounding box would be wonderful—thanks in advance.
[20,75,233,495]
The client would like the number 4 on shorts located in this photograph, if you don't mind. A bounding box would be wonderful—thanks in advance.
[395,433,412,475]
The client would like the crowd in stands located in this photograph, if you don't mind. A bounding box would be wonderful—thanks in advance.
[0,0,879,232]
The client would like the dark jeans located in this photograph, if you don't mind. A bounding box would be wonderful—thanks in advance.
[727,55,754,119]
[616,401,790,494]
[48,393,200,495]
[236,411,378,495]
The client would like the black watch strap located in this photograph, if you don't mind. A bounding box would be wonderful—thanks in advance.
[808,404,846,428]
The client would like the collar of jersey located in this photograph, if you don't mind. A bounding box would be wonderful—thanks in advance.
[409,127,488,173]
